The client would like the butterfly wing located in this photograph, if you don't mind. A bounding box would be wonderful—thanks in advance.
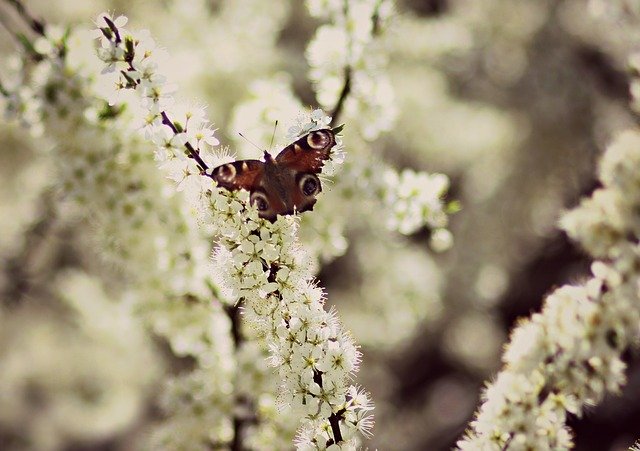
[211,159,287,221]
[274,129,336,173]
[274,129,337,215]
[211,159,264,191]
[212,128,339,221]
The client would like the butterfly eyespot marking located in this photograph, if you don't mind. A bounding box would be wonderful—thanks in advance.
[299,174,321,197]
[218,163,236,181]
[250,191,270,212]
[307,130,330,149]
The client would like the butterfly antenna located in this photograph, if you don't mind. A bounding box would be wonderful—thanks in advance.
[238,132,265,154]
[268,120,278,152]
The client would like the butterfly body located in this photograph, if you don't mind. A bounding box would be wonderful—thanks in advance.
[211,128,340,221]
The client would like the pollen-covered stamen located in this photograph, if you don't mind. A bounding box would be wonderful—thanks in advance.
[307,130,330,149]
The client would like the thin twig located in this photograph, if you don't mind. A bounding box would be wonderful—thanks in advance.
[329,0,384,126]
[160,111,212,174]
[328,409,346,444]
[223,303,254,451]
[329,66,352,125]
[0,76,8,97]
[0,11,43,61]
[1,190,57,306]
[0,11,20,45]
[3,0,45,36]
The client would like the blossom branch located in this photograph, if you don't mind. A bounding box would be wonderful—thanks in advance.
[1,13,242,449]
[95,13,374,448]
[458,130,640,449]
[307,0,396,140]
[160,111,211,173]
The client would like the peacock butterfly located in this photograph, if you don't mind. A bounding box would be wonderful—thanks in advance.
[211,126,343,221]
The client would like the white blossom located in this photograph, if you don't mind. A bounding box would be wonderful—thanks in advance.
[94,14,374,448]
[459,129,640,449]
[306,0,397,140]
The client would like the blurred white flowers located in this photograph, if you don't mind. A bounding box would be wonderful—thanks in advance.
[1,0,458,448]
[459,128,640,449]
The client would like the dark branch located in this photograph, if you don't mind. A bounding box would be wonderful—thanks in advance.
[222,302,252,451]
[330,66,352,126]
[160,111,211,174]
[328,410,345,444]
[223,303,243,348]
[1,191,56,306]
[329,0,381,125]
[4,0,45,36]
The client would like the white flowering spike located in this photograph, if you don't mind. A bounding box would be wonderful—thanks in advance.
[94,13,373,447]
[458,129,640,449]
[306,0,397,140]
[1,19,239,450]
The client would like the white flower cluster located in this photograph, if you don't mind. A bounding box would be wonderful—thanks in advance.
[381,168,452,240]
[562,130,640,260]
[0,271,159,451]
[306,0,397,140]
[2,21,238,449]
[95,13,374,448]
[200,137,374,449]
[458,129,640,449]
[337,154,454,248]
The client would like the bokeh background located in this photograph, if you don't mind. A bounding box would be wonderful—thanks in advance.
[1,0,640,450]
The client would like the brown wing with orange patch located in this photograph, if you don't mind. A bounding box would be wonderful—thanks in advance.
[210,159,264,191]
[274,129,336,173]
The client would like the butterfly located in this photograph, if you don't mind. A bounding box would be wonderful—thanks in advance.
[211,125,343,221]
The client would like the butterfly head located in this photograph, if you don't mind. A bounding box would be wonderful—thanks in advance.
[263,150,275,163]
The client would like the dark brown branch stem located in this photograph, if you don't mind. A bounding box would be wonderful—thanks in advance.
[222,302,254,451]
[160,111,211,174]
[312,368,344,444]
[2,191,56,306]
[328,410,346,444]
[329,0,384,126]
[3,0,45,36]
[329,66,352,126]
